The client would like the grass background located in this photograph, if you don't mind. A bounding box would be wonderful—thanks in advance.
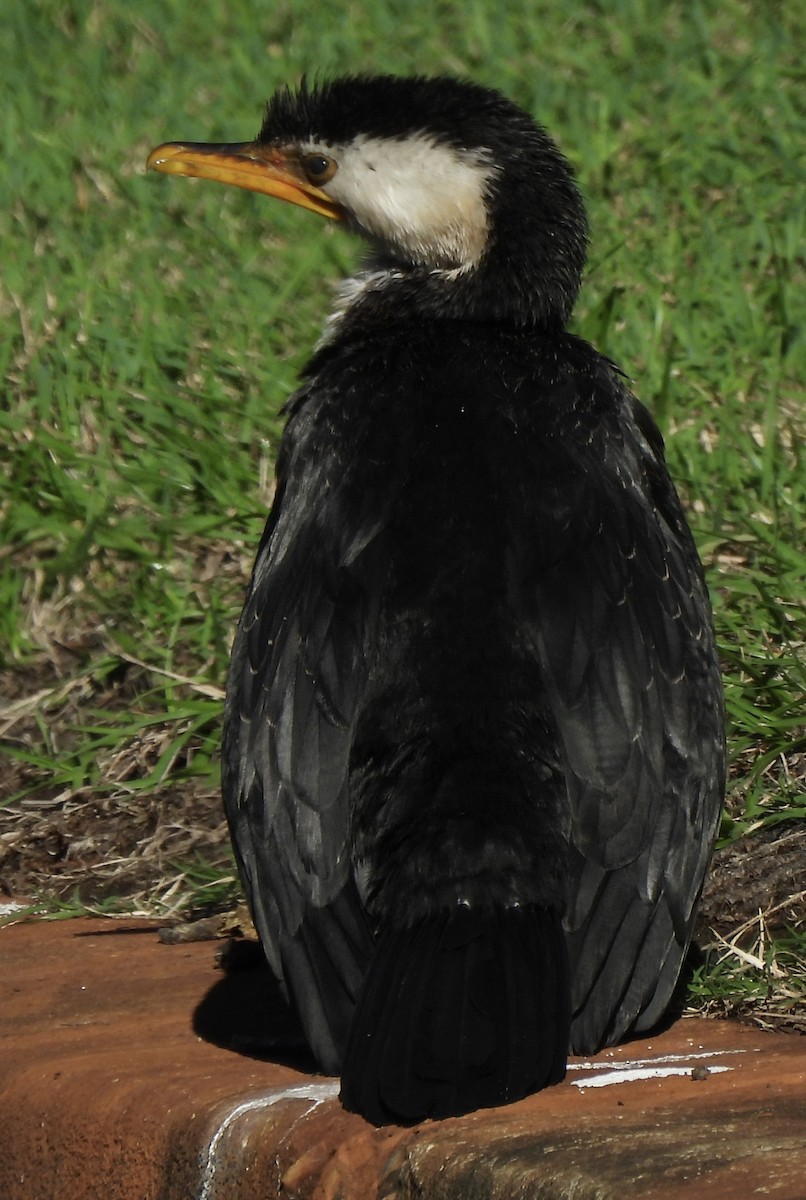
[2,1,804,1021]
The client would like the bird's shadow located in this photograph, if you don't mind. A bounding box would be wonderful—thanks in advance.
[192,938,318,1073]
[192,938,704,1073]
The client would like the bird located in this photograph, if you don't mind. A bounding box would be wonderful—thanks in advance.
[147,74,725,1126]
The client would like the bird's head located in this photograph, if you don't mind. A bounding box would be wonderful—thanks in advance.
[148,75,588,328]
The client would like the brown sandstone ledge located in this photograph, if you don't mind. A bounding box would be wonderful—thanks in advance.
[1,916,804,1199]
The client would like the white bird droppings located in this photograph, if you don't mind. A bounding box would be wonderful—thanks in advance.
[568,1048,749,1089]
[198,1081,340,1200]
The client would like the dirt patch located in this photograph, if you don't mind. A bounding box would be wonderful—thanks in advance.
[0,779,232,911]
[700,824,806,934]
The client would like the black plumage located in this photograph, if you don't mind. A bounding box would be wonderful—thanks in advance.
[148,74,725,1125]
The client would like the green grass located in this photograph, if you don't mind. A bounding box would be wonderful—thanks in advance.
[1,1,804,1012]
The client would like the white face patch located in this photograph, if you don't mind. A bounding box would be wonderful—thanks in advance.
[302,132,496,270]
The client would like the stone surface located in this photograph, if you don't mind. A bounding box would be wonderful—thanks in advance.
[1,916,805,1199]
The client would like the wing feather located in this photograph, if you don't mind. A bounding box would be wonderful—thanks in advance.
[222,380,393,1070]
[514,375,724,1052]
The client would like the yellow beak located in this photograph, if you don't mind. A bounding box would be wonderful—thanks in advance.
[146,141,343,221]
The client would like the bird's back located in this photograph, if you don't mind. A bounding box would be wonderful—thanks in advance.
[223,316,723,1122]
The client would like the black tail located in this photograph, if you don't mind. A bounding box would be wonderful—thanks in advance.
[340,903,569,1124]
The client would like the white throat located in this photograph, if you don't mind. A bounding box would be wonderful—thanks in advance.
[306,132,497,271]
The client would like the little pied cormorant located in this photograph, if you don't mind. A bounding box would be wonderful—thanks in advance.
[148,74,725,1126]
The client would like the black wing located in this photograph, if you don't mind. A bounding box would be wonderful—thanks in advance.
[512,374,725,1053]
[221,379,393,1073]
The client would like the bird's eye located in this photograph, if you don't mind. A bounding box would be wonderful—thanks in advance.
[302,153,337,185]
